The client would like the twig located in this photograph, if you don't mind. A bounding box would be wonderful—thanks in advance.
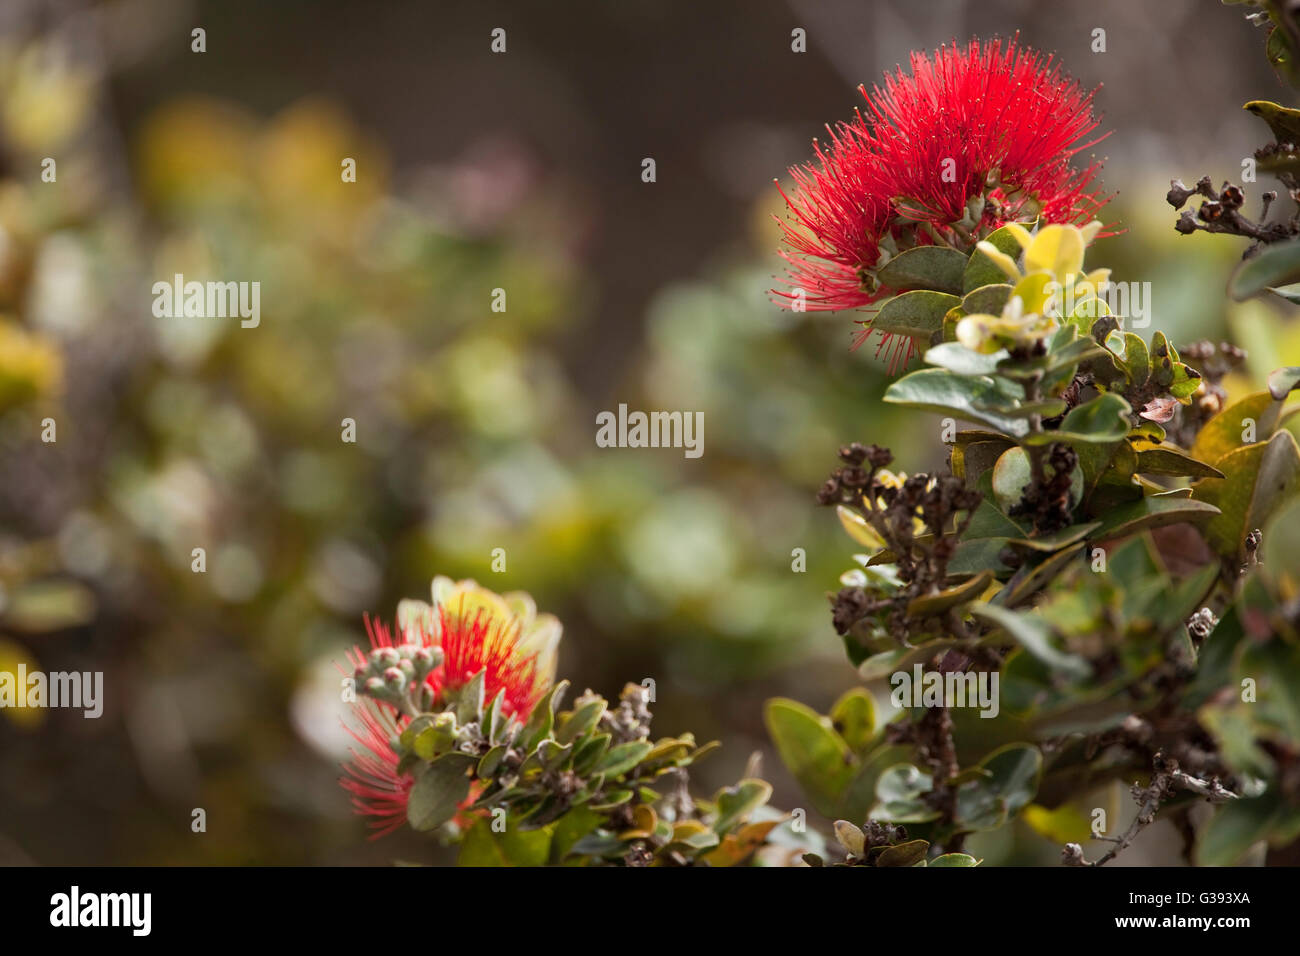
[1061,751,1237,866]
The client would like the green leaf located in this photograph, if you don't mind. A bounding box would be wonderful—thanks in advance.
[549,806,603,863]
[668,824,720,852]
[872,290,961,338]
[829,688,877,753]
[884,369,1028,437]
[1244,99,1300,143]
[457,816,554,866]
[1238,639,1300,743]
[999,542,1088,608]
[1229,238,1300,300]
[1023,392,1132,446]
[859,641,958,681]
[1266,27,1296,84]
[1192,430,1300,560]
[906,570,994,617]
[1267,366,1300,400]
[1197,792,1283,866]
[572,732,612,776]
[992,446,1082,514]
[971,604,1091,680]
[839,745,915,823]
[1129,421,1166,445]
[477,745,507,777]
[929,853,980,867]
[979,397,1067,420]
[924,341,1005,376]
[1135,447,1225,479]
[998,336,1108,382]
[1148,331,1179,388]
[1184,606,1245,709]
[713,779,772,834]
[483,688,508,745]
[877,245,968,295]
[875,839,930,866]
[1156,562,1220,633]
[1088,495,1220,541]
[519,679,569,752]
[873,764,941,823]
[593,740,653,778]
[588,789,634,811]
[961,283,1013,316]
[964,223,1026,293]
[765,698,854,817]
[1169,362,1202,400]
[1122,333,1150,388]
[400,714,436,755]
[963,492,1028,540]
[1191,391,1283,465]
[1269,282,1300,303]
[406,753,476,831]
[556,698,606,745]
[537,739,574,771]
[455,670,486,724]
[978,743,1041,816]
[948,536,1017,576]
[837,505,884,550]
[1034,684,1160,736]
[1003,523,1100,553]
[957,436,1031,487]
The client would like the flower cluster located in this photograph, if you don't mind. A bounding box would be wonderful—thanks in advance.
[341,577,560,836]
[774,37,1107,369]
[339,578,782,866]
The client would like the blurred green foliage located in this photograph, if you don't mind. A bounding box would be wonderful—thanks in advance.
[0,29,888,865]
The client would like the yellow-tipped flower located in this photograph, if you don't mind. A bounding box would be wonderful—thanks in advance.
[956,294,1057,355]
[396,576,562,695]
[958,220,1112,354]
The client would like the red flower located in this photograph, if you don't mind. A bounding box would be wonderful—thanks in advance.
[434,608,546,718]
[340,599,551,837]
[774,36,1109,371]
[340,698,412,838]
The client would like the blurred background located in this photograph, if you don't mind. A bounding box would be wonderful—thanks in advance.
[1,0,1298,865]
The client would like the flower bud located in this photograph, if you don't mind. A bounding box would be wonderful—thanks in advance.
[456,721,482,748]
[412,646,437,678]
[1166,179,1195,208]
[427,712,459,755]
[371,647,400,669]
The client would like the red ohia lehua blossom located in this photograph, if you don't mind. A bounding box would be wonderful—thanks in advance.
[774,35,1109,372]
[340,579,561,837]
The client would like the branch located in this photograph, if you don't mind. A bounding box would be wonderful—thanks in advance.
[1061,751,1237,867]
